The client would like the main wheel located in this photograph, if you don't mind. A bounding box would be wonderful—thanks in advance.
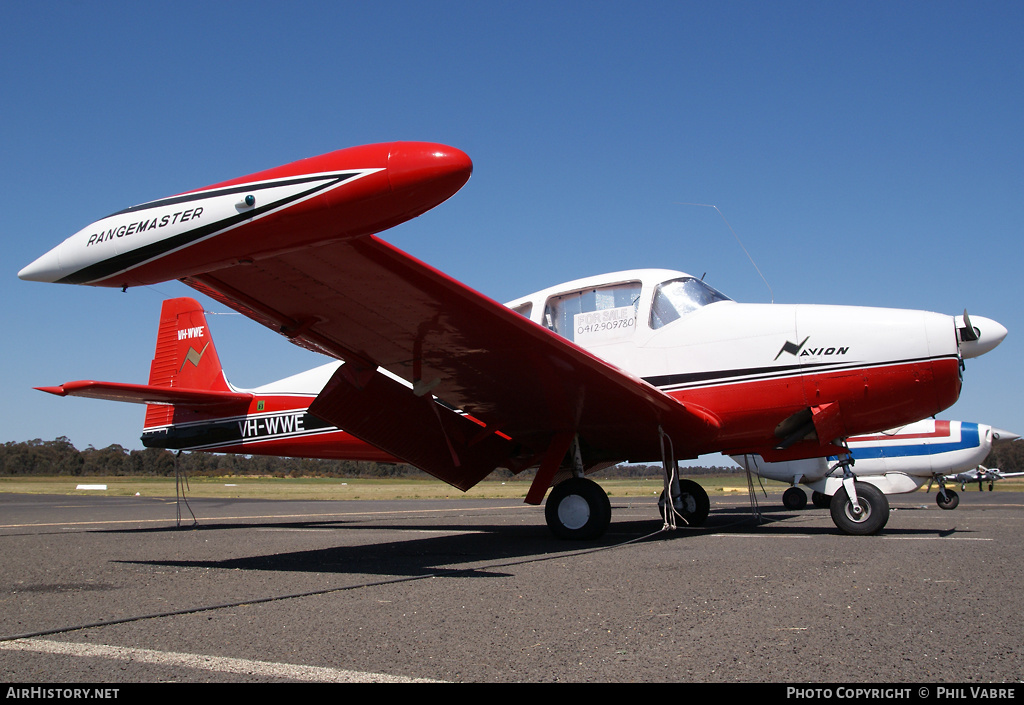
[658,479,710,526]
[830,482,889,535]
[783,486,808,510]
[937,488,960,510]
[811,491,831,509]
[545,478,611,540]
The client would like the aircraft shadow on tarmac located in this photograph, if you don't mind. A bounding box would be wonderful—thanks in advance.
[104,517,687,579]
[98,504,754,578]
[98,504,976,579]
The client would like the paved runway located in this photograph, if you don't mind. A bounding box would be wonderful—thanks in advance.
[1,489,1022,683]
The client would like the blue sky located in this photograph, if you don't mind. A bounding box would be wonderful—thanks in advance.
[3,2,1022,465]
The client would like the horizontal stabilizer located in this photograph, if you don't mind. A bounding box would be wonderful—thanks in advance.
[37,380,252,412]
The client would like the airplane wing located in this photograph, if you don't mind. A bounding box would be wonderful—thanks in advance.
[181,235,721,493]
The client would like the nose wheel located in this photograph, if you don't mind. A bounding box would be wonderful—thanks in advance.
[936,488,960,510]
[830,481,889,535]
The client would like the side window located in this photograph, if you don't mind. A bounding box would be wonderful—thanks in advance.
[543,281,641,343]
[511,302,532,319]
[650,277,731,329]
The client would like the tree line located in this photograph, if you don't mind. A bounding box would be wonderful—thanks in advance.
[2,436,1019,479]
[0,437,738,479]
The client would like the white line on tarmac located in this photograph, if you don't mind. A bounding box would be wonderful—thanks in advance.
[708,533,992,541]
[256,527,484,535]
[881,536,993,541]
[708,534,814,538]
[0,638,443,683]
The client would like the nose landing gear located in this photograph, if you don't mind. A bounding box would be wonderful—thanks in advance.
[828,453,889,535]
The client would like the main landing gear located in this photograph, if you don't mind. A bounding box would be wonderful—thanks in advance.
[782,486,808,510]
[540,435,614,540]
[542,473,713,539]
[544,477,612,540]
[540,431,711,540]
[658,478,711,527]
[657,431,710,529]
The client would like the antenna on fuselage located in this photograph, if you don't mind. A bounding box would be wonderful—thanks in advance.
[678,203,774,303]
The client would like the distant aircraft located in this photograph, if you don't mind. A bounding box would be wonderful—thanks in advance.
[946,465,1024,492]
[21,141,1007,538]
[732,421,1020,521]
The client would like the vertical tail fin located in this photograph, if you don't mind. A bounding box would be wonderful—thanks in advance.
[145,297,231,429]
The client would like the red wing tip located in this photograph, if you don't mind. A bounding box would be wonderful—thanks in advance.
[35,386,68,396]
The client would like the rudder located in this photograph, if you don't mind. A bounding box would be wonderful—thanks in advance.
[145,298,231,428]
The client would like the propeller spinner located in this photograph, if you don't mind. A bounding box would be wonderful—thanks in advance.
[956,311,1006,359]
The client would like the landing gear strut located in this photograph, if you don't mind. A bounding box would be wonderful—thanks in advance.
[657,428,710,528]
[933,475,960,510]
[659,478,710,526]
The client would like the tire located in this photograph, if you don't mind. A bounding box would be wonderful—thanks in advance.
[937,488,960,510]
[811,491,831,509]
[783,486,808,510]
[830,482,889,535]
[545,478,612,540]
[658,479,710,526]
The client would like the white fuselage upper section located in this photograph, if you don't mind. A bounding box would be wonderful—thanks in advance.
[504,268,964,386]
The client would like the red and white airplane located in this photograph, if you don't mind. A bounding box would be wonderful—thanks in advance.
[20,141,1007,538]
[733,420,1019,523]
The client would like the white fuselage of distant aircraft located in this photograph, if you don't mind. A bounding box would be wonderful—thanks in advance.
[733,420,1019,513]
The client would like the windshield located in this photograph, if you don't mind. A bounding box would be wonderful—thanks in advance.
[649,277,731,329]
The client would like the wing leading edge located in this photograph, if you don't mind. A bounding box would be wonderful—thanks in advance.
[183,235,721,496]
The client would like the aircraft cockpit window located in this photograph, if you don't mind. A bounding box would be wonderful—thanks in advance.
[649,277,731,330]
[543,281,641,343]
